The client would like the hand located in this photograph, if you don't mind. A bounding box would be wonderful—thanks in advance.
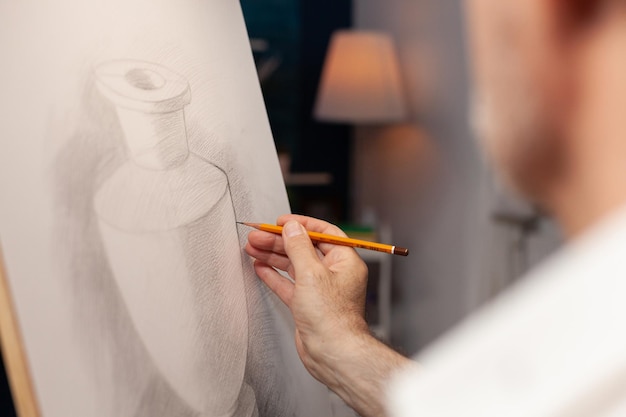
[244,214,371,381]
[246,215,415,417]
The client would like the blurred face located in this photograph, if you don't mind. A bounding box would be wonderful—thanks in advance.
[466,0,567,203]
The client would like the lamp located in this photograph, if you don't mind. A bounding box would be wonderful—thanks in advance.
[313,31,408,341]
[314,30,407,124]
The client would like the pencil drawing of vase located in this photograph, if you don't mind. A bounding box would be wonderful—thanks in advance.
[93,60,258,417]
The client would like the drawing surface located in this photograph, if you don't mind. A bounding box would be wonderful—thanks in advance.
[0,1,334,416]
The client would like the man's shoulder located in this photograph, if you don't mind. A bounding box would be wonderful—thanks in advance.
[388,207,626,417]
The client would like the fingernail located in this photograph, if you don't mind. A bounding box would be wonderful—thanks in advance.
[284,221,303,237]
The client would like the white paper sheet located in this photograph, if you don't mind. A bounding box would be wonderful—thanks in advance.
[0,1,334,416]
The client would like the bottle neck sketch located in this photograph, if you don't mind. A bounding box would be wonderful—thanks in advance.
[96,61,191,170]
[93,60,257,417]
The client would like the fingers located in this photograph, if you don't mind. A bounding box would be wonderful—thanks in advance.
[278,215,352,255]
[245,215,358,278]
[277,214,348,237]
[245,242,293,274]
[246,230,286,254]
[245,229,294,275]
[253,261,294,307]
[247,217,345,257]
[281,221,326,278]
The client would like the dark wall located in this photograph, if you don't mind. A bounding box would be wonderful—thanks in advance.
[242,0,352,222]
[240,0,301,154]
[291,0,352,222]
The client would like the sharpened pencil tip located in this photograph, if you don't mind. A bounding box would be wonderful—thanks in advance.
[236,222,261,229]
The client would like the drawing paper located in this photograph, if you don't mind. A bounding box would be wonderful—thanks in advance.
[0,1,337,416]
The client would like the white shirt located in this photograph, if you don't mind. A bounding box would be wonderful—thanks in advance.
[389,207,626,417]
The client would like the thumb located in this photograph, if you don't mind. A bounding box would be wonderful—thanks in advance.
[282,221,322,275]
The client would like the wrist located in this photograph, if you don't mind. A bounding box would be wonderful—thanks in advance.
[303,319,374,388]
[310,314,369,356]
[308,328,409,417]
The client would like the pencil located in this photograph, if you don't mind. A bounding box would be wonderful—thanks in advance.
[238,222,409,256]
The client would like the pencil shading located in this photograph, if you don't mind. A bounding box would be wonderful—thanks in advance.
[0,1,347,416]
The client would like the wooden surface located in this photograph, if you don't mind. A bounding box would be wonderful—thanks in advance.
[0,249,41,417]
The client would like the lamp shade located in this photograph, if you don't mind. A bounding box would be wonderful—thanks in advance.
[314,30,407,124]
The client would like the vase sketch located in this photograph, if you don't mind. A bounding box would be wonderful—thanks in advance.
[93,60,257,417]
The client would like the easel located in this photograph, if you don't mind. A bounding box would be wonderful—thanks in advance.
[0,249,41,417]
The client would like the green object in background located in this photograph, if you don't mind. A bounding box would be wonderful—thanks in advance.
[339,224,377,241]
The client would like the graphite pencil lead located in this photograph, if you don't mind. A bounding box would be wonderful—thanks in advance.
[236,222,261,228]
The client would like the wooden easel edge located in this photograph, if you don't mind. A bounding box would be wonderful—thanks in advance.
[0,246,42,417]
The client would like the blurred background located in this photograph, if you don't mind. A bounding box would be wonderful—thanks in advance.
[240,0,562,354]
[0,0,564,414]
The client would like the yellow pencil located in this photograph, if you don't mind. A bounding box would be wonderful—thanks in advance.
[238,222,409,256]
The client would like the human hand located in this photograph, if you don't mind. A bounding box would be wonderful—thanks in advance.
[244,214,370,381]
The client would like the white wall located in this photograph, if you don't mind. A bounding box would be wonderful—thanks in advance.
[352,0,561,354]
